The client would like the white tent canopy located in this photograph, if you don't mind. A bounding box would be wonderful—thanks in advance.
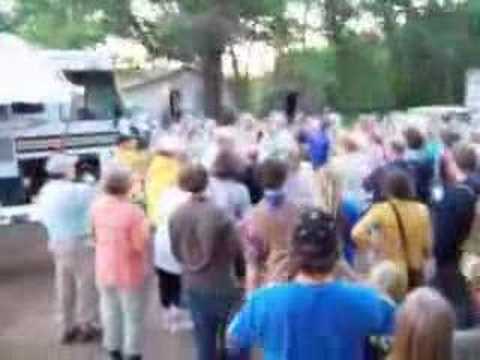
[0,33,80,105]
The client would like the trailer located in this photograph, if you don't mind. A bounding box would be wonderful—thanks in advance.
[0,35,123,223]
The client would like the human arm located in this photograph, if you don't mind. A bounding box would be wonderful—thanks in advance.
[351,206,382,250]
[169,211,183,264]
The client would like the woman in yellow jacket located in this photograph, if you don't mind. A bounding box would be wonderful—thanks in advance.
[113,135,151,206]
[145,136,184,225]
[352,169,433,288]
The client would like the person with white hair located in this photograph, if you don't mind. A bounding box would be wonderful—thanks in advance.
[36,153,99,344]
[284,145,315,207]
[201,126,237,168]
[91,165,150,360]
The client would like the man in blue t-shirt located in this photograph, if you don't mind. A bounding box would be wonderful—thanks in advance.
[227,208,395,360]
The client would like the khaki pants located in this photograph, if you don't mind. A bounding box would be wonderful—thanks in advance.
[53,247,98,333]
[99,285,146,356]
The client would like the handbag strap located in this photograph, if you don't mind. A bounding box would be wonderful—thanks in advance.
[388,201,410,268]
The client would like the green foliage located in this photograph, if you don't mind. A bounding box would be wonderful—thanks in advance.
[270,38,394,115]
[12,0,129,49]
[275,48,337,110]
[335,36,395,113]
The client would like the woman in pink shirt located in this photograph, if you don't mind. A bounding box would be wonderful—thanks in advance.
[91,165,150,360]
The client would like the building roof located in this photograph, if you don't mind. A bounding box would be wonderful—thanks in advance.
[117,65,199,91]
[41,49,114,72]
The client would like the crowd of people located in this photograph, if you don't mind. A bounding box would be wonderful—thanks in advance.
[35,111,480,360]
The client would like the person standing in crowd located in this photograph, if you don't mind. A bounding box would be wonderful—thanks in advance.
[145,135,183,224]
[228,208,395,360]
[369,260,408,305]
[113,135,151,206]
[242,159,299,292]
[258,113,296,162]
[439,130,462,185]
[169,164,241,360]
[284,145,315,207]
[240,145,264,205]
[91,166,150,360]
[364,139,410,204]
[37,154,98,344]
[202,126,237,169]
[352,170,432,284]
[431,145,478,329]
[299,118,335,213]
[113,135,150,176]
[403,127,434,204]
[208,150,251,221]
[390,288,455,360]
[153,184,192,333]
[329,134,371,212]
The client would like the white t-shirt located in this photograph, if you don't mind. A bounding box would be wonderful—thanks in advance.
[153,187,189,273]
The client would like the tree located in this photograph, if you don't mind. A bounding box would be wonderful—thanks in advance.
[129,0,288,119]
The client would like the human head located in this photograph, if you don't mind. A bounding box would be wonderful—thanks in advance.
[382,169,415,200]
[340,134,361,154]
[212,150,243,180]
[440,130,461,149]
[388,139,406,160]
[369,261,408,303]
[102,165,133,196]
[178,163,209,194]
[220,108,237,126]
[214,127,236,150]
[391,288,455,360]
[152,135,184,157]
[291,207,339,276]
[259,159,289,191]
[45,153,78,180]
[116,134,137,150]
[453,144,477,174]
[403,127,425,151]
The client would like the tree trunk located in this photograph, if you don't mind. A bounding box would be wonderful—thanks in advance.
[202,48,224,121]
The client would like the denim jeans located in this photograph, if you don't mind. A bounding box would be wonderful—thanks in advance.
[98,285,146,356]
[186,288,240,360]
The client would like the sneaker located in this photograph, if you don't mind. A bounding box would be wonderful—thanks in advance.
[169,307,193,333]
[125,355,141,360]
[161,307,171,331]
[77,324,102,343]
[108,350,123,360]
[60,326,80,345]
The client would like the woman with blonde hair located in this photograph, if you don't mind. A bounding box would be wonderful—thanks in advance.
[352,170,432,284]
[369,260,408,304]
[390,287,455,360]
